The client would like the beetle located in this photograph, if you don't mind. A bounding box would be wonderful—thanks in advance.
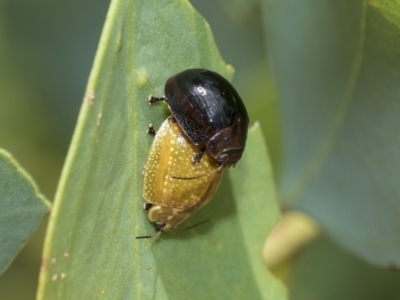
[137,116,223,238]
[149,68,249,168]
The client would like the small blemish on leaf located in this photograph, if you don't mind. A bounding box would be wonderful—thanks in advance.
[85,90,95,106]
[249,121,260,132]
[137,69,148,87]
[226,64,234,74]
[97,109,103,126]
[40,259,49,272]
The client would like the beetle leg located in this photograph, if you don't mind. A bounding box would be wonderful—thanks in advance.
[167,115,177,123]
[143,202,153,212]
[148,95,166,104]
[146,124,156,135]
[192,147,205,164]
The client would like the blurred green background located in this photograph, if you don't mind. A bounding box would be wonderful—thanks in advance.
[2,0,400,299]
[0,2,110,299]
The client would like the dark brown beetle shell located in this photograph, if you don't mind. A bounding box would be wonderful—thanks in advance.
[164,68,249,168]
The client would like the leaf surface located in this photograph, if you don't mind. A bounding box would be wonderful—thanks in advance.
[37,1,286,299]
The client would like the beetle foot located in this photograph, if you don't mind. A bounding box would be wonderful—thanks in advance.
[192,148,205,164]
[146,124,156,135]
[148,95,166,105]
[167,115,177,123]
[143,202,153,212]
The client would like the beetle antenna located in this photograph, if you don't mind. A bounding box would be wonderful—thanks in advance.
[136,230,162,240]
[135,235,154,239]
[184,218,210,231]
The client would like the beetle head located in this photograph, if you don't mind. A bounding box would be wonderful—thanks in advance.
[207,122,247,168]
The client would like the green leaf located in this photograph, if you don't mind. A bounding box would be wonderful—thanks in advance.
[264,0,400,266]
[369,0,400,28]
[289,237,400,300]
[37,0,286,299]
[0,149,50,275]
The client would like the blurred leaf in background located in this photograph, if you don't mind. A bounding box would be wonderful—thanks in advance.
[193,0,282,176]
[0,150,50,275]
[0,1,109,299]
[264,0,400,268]
[289,236,400,300]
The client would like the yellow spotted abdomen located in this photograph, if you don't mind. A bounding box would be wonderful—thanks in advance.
[143,118,223,210]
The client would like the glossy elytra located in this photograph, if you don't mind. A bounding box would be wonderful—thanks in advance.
[149,68,249,168]
[137,117,223,238]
